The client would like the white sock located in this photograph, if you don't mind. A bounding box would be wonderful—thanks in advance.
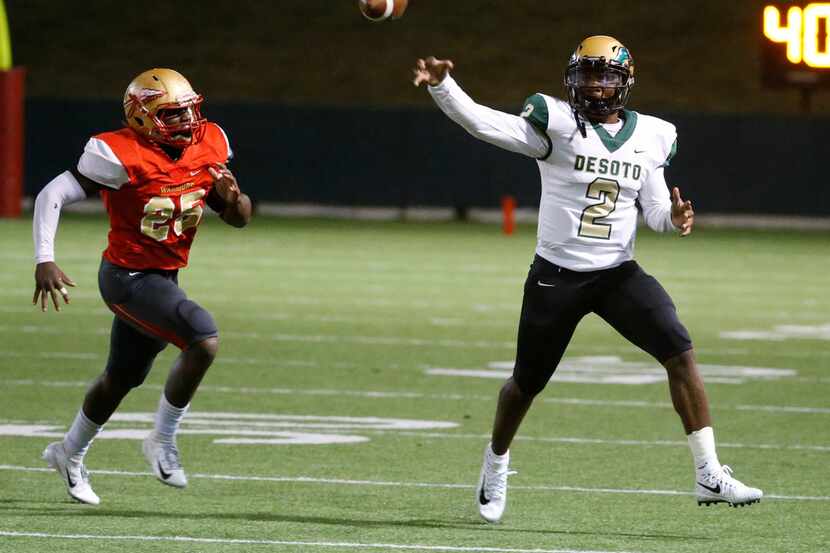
[154,394,189,444]
[687,427,721,473]
[63,409,103,464]
[488,442,509,464]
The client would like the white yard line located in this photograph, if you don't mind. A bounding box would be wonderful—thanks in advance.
[0,306,513,329]
[0,288,519,311]
[2,324,830,362]
[1,417,827,452]
[0,326,516,349]
[0,531,638,553]
[358,430,830,453]
[0,464,825,502]
[3,378,830,415]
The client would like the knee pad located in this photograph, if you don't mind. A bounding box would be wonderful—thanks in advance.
[176,299,218,340]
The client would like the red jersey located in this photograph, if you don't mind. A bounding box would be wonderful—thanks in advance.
[94,123,230,270]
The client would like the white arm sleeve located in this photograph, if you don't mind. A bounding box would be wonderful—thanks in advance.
[77,137,129,189]
[33,171,88,263]
[428,76,549,159]
[639,167,678,233]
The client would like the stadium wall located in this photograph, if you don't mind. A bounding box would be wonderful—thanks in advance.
[24,100,830,216]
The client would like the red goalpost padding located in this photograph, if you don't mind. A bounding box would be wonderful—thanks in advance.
[0,66,25,217]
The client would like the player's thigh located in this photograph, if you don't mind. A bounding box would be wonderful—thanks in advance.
[594,262,692,363]
[99,261,218,350]
[513,257,589,395]
[105,316,167,389]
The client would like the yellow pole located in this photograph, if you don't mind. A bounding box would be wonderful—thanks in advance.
[0,0,11,70]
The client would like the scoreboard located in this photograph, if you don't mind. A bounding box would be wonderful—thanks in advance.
[762,3,830,87]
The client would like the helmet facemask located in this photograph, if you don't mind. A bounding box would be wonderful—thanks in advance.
[125,92,206,148]
[565,59,632,119]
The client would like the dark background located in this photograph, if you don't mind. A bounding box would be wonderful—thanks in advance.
[7,0,830,215]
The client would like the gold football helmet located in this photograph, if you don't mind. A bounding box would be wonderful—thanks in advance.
[564,35,635,120]
[123,68,206,147]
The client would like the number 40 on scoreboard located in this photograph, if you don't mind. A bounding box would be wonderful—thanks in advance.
[762,3,830,87]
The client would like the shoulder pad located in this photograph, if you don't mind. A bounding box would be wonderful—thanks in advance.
[520,93,549,133]
[635,113,678,167]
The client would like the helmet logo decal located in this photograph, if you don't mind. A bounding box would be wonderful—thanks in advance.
[124,88,165,117]
[613,47,631,65]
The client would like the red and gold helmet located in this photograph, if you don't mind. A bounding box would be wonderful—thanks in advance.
[123,68,206,147]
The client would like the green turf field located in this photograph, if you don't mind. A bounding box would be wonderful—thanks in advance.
[0,214,828,553]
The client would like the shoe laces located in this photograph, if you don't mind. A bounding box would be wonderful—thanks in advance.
[711,464,740,491]
[160,441,182,470]
[78,464,91,484]
[64,459,92,486]
[484,461,517,501]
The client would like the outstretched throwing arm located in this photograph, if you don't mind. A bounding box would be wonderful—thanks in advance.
[412,57,549,159]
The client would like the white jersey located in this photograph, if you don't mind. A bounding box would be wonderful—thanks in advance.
[429,76,678,271]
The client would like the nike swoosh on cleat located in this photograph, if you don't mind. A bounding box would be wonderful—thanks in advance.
[478,486,490,505]
[697,481,721,494]
[537,281,556,287]
[66,468,77,488]
[128,272,141,277]
[158,461,172,480]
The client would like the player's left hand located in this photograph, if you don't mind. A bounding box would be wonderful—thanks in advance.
[670,187,694,237]
[208,163,241,205]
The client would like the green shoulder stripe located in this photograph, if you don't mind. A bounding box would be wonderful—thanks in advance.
[520,93,549,133]
[664,139,678,166]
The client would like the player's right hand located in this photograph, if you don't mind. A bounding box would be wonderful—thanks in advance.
[33,262,76,312]
[412,57,454,87]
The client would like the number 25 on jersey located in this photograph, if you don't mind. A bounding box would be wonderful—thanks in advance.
[140,190,206,241]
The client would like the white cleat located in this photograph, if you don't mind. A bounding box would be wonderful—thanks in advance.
[696,464,763,507]
[143,432,188,488]
[475,443,515,523]
[42,441,100,505]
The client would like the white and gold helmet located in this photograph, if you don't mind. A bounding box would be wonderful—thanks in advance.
[123,68,206,147]
[564,35,635,118]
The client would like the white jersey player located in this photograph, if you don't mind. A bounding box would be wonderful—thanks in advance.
[413,35,762,524]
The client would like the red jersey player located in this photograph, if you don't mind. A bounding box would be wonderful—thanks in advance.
[32,68,252,505]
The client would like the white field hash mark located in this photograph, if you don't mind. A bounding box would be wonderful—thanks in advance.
[0,464,827,502]
[0,531,639,553]
[427,357,796,385]
[2,421,828,453]
[0,413,458,446]
[721,323,830,341]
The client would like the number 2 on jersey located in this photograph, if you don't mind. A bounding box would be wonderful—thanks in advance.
[577,178,620,240]
[140,190,206,241]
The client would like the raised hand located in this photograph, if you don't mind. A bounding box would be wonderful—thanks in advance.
[208,163,241,205]
[671,187,694,237]
[412,56,455,87]
[33,261,76,312]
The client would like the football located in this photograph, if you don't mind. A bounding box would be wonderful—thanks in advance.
[358,0,408,22]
